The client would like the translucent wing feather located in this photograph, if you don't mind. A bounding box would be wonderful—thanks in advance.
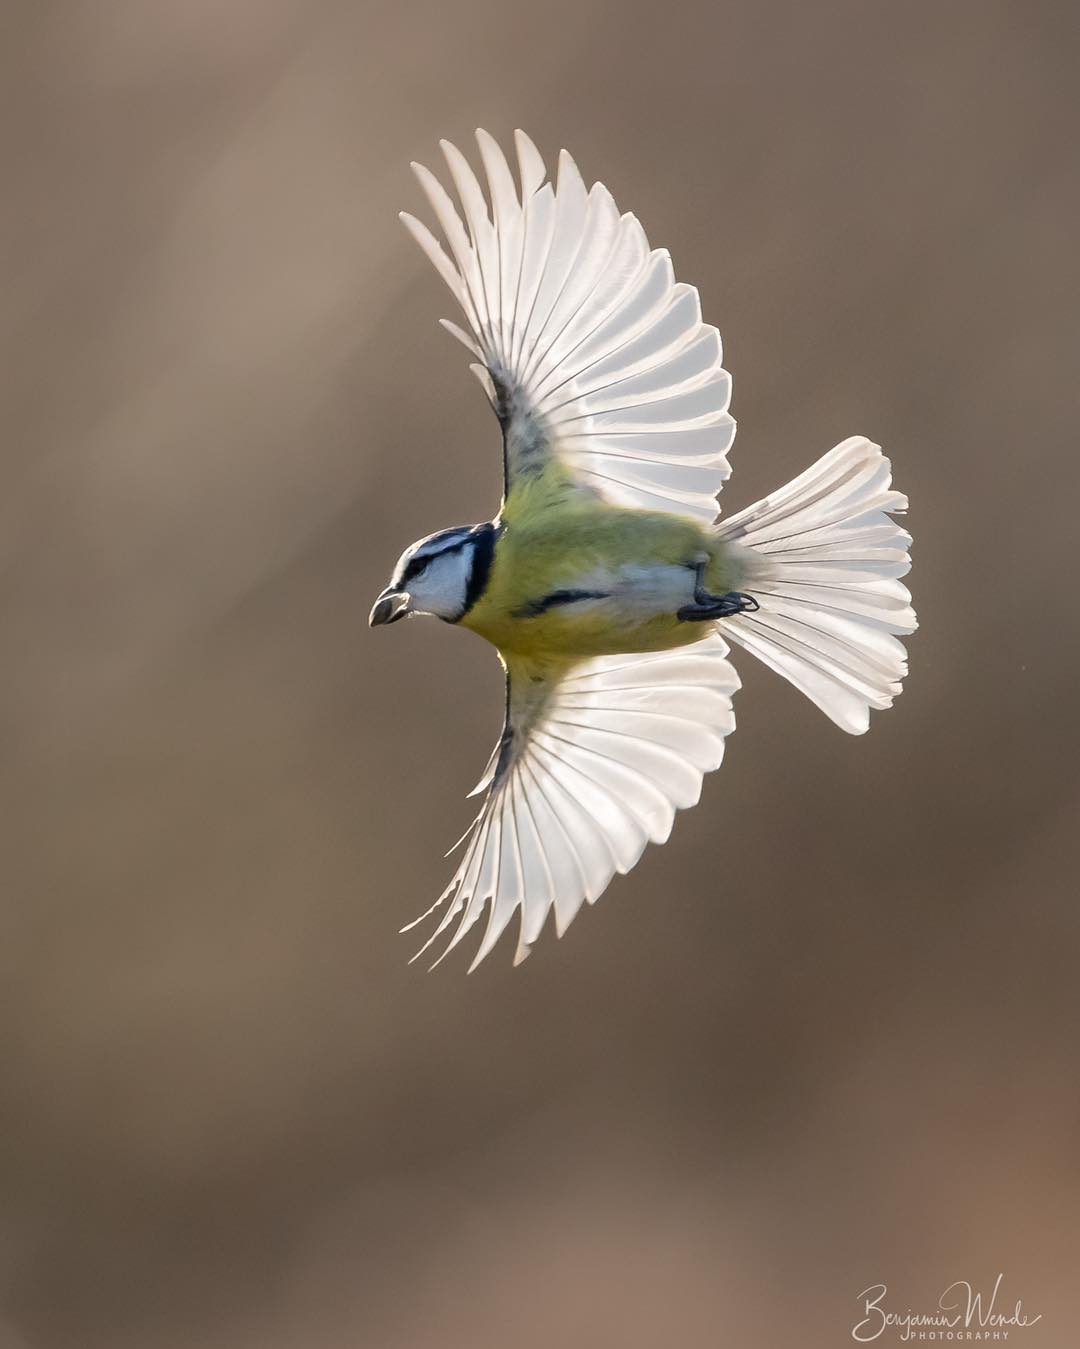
[401,130,735,522]
[406,637,740,970]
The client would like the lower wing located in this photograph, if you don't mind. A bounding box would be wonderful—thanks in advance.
[405,636,739,970]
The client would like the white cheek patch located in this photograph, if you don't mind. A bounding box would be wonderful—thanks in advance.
[411,546,473,619]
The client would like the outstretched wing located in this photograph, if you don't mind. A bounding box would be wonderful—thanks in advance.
[406,637,739,970]
[401,130,735,523]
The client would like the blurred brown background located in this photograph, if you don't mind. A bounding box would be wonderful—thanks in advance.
[2,1,1077,1346]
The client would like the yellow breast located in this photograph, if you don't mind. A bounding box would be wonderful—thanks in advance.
[460,470,739,660]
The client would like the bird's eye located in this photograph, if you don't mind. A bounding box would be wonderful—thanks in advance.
[402,555,430,585]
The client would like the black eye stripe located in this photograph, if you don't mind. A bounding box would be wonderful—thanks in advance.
[397,527,480,587]
[401,555,429,584]
[402,538,465,583]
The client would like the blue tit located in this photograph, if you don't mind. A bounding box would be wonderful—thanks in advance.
[371,130,916,970]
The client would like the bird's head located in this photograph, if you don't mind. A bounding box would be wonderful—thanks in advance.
[369,522,495,627]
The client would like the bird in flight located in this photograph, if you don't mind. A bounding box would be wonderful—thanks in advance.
[371,130,916,971]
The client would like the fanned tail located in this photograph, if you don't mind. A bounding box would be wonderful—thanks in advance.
[716,437,916,734]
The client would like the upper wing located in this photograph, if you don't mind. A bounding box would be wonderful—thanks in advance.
[405,636,739,971]
[401,130,736,522]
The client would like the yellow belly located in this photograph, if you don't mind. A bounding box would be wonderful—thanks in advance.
[470,602,701,659]
[459,489,742,660]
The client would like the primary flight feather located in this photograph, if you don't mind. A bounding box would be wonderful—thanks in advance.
[371,129,916,970]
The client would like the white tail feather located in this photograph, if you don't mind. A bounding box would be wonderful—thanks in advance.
[716,437,916,734]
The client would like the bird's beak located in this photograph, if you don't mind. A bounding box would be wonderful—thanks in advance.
[369,588,411,627]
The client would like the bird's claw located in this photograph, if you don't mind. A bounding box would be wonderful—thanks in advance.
[677,590,759,622]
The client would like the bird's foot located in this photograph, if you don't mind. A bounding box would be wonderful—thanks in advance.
[676,590,760,622]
